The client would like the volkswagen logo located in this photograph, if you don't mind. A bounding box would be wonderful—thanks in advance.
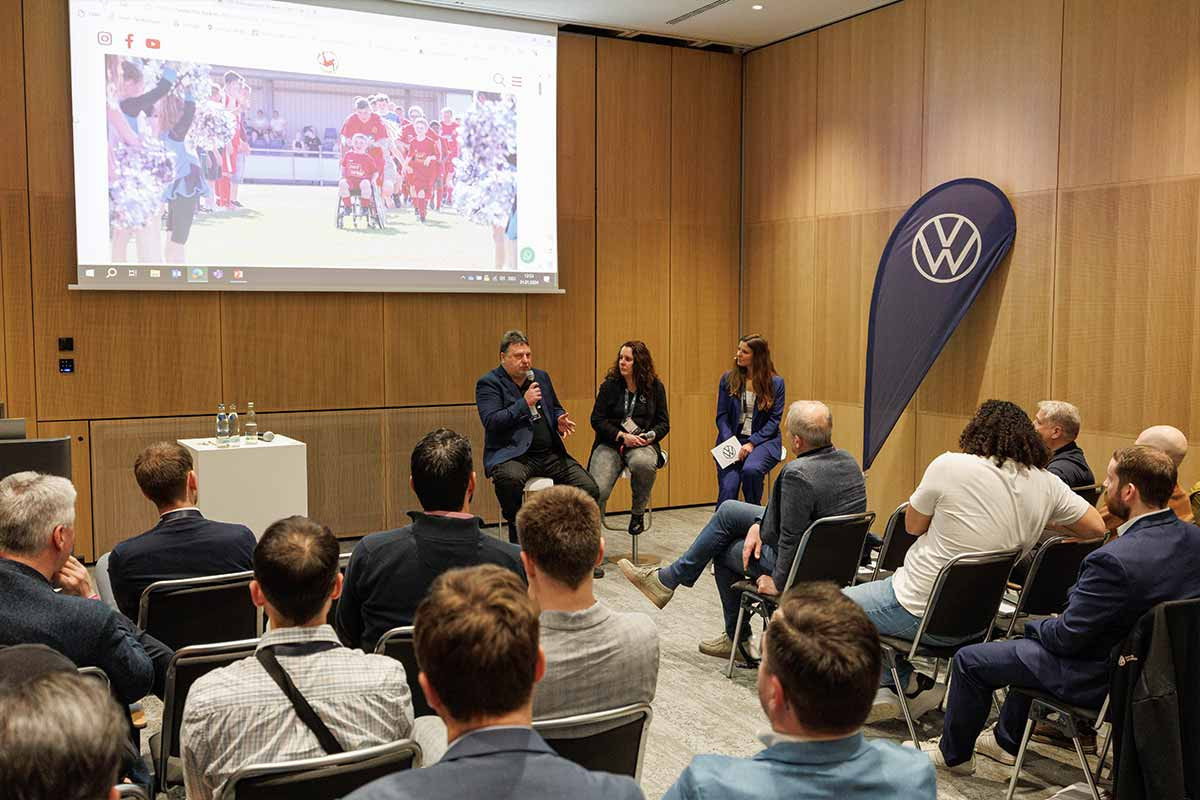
[911,213,982,284]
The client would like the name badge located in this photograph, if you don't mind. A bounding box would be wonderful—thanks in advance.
[621,417,639,433]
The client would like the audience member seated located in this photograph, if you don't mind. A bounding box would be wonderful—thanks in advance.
[337,428,525,652]
[0,669,129,800]
[1032,400,1093,487]
[109,441,255,621]
[346,565,644,800]
[181,516,413,800]
[664,583,935,799]
[1099,425,1194,529]
[918,445,1200,773]
[843,400,1105,722]
[0,472,171,705]
[516,485,658,722]
[621,401,866,664]
[269,110,287,144]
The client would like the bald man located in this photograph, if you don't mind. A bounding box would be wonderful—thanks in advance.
[1100,425,1193,529]
[620,401,867,662]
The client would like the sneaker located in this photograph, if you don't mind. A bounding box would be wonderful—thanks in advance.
[618,560,673,609]
[698,633,756,664]
[866,687,902,723]
[1031,721,1096,754]
[975,727,1017,766]
[593,566,605,579]
[866,674,946,723]
[905,738,975,776]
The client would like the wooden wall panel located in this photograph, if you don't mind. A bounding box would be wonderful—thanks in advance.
[742,219,815,398]
[1053,180,1200,436]
[0,191,31,418]
[918,192,1055,415]
[815,0,924,215]
[1060,0,1200,188]
[384,294,526,406]
[827,403,916,519]
[40,421,93,561]
[382,405,501,529]
[914,412,970,478]
[924,0,1064,194]
[744,36,818,223]
[90,416,213,557]
[667,392,718,508]
[596,39,672,386]
[555,34,597,220]
[811,208,903,405]
[223,293,384,411]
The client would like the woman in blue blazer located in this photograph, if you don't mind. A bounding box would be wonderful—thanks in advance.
[715,334,784,506]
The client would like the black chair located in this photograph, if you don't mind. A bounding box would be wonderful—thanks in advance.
[726,512,876,677]
[0,436,71,480]
[77,665,109,689]
[223,739,422,800]
[115,785,149,800]
[879,547,1022,747]
[138,571,258,652]
[374,626,434,718]
[1072,484,1103,506]
[150,639,260,795]
[1004,691,1110,800]
[326,552,352,629]
[998,536,1103,638]
[860,503,918,583]
[532,703,652,781]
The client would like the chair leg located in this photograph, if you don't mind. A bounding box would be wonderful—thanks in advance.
[1005,716,1036,800]
[1073,735,1102,800]
[632,533,639,563]
[1093,723,1112,784]
[726,602,748,679]
[931,658,941,684]
[886,650,920,747]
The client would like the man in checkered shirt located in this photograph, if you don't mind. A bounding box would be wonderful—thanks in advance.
[181,516,414,800]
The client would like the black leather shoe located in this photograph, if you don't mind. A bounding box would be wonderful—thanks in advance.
[594,567,605,579]
[628,513,645,536]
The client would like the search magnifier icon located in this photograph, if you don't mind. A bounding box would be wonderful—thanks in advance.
[105,267,117,278]
[492,72,505,86]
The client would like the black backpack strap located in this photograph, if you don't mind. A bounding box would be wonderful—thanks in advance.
[255,643,344,755]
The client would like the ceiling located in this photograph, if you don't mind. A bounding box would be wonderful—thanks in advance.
[392,0,894,48]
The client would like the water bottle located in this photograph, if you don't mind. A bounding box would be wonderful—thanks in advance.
[216,403,229,444]
[243,402,258,445]
[228,402,240,446]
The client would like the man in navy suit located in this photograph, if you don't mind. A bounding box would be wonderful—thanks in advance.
[108,442,256,621]
[917,444,1200,774]
[475,330,599,545]
[345,564,644,800]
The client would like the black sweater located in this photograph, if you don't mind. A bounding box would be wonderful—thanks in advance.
[589,376,669,464]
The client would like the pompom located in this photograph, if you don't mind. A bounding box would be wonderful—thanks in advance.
[109,133,176,230]
[454,95,518,227]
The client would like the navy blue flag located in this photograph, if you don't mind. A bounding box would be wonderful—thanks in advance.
[863,178,1016,470]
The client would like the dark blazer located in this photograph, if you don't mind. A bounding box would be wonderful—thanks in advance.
[108,510,256,622]
[715,373,785,447]
[336,512,525,651]
[345,727,644,800]
[476,365,568,476]
[589,376,669,466]
[0,558,155,704]
[1021,510,1200,703]
[1047,441,1094,488]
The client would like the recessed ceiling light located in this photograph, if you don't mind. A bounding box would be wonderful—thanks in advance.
[751,3,764,9]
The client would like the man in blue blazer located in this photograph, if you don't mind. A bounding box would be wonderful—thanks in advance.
[109,442,255,621]
[475,330,599,544]
[346,565,643,800]
[920,444,1200,774]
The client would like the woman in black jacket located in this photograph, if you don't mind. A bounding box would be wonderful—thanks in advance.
[588,341,669,535]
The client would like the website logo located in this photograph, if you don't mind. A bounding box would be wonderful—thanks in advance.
[97,31,113,46]
[911,213,982,284]
[145,37,161,49]
[318,50,338,73]
[124,33,135,48]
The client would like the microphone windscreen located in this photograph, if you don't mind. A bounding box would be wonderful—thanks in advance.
[526,370,535,383]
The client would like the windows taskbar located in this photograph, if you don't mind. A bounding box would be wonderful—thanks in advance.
[70,266,562,293]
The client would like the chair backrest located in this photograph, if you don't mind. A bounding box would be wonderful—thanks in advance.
[0,436,71,481]
[784,512,877,591]
[115,784,149,800]
[1072,484,1103,506]
[373,626,434,718]
[1008,536,1103,634]
[138,571,257,651]
[224,739,421,800]
[908,548,1022,657]
[532,703,652,781]
[77,665,109,689]
[0,417,26,440]
[326,552,352,628]
[158,639,260,782]
[873,503,918,579]
[93,551,117,610]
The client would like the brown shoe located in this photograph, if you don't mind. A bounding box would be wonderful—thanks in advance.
[1031,721,1096,754]
[618,560,673,609]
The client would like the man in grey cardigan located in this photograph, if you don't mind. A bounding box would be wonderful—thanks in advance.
[621,401,866,662]
[516,486,658,723]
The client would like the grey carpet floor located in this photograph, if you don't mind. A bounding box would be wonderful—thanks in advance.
[132,507,1109,799]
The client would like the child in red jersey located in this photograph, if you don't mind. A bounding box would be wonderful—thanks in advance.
[339,133,379,210]
[407,117,442,222]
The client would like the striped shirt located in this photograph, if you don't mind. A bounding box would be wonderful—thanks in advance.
[181,624,413,800]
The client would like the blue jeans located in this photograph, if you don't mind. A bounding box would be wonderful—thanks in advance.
[842,575,963,689]
[716,436,780,506]
[659,500,777,639]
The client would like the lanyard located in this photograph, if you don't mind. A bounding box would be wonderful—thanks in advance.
[623,390,637,418]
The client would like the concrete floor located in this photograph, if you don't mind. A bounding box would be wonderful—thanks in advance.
[136,506,1110,799]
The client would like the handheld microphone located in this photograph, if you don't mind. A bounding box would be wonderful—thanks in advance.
[525,370,542,420]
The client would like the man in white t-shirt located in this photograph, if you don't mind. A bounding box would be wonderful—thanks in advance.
[843,400,1105,721]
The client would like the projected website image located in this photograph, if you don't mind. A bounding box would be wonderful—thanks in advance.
[104,55,522,272]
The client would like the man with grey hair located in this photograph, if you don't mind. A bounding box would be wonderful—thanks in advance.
[1032,400,1093,488]
[476,329,600,551]
[0,472,170,705]
[621,401,867,661]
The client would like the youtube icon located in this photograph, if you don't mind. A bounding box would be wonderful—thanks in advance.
[145,37,160,49]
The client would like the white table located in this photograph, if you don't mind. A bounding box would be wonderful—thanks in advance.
[179,435,308,538]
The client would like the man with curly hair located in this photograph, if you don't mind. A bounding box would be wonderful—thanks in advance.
[843,400,1105,723]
